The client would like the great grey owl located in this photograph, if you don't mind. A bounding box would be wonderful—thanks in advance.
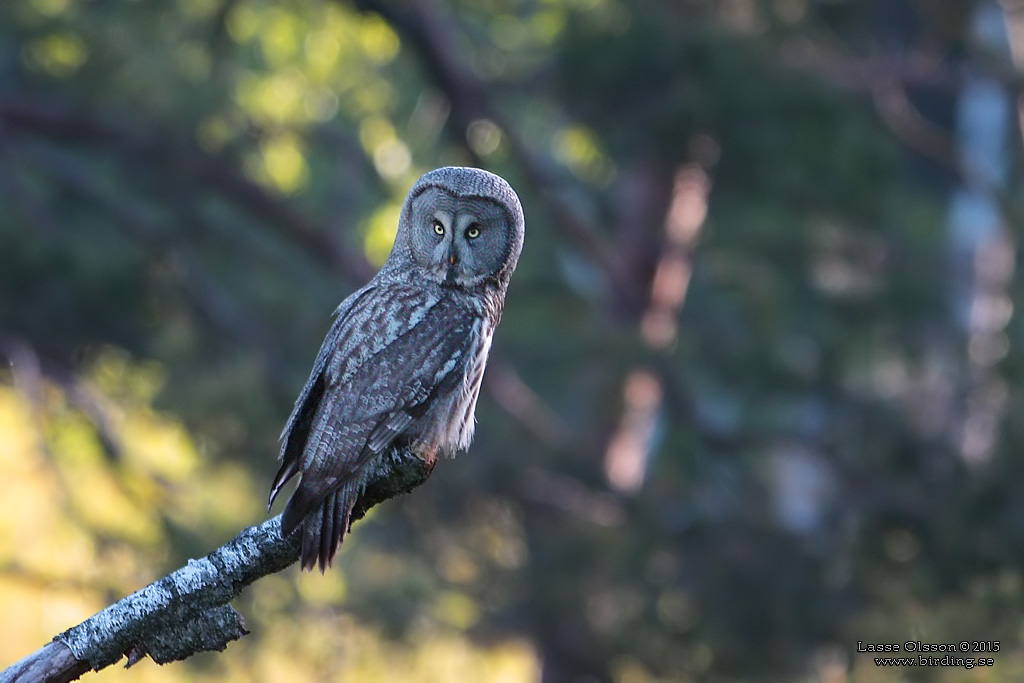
[268,167,524,571]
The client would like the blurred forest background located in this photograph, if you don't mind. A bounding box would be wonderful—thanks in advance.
[3,0,1024,680]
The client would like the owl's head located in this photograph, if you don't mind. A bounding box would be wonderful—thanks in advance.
[388,167,524,290]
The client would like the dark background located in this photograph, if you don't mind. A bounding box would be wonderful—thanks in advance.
[2,0,1023,680]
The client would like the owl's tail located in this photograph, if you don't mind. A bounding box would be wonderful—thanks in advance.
[286,478,361,572]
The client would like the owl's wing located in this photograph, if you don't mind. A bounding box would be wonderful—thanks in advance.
[268,282,377,501]
[269,284,477,547]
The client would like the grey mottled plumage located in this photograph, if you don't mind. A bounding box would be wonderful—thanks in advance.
[269,167,524,571]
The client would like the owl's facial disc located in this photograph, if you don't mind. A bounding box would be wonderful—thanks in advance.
[405,185,511,289]
[423,208,489,288]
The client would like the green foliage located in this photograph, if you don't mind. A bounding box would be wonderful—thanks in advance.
[4,0,1024,681]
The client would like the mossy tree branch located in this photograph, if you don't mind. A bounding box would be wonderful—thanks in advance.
[0,447,432,683]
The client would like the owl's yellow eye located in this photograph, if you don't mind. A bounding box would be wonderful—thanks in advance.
[466,224,481,239]
[432,219,445,235]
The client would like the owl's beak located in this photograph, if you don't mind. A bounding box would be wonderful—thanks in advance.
[444,247,459,285]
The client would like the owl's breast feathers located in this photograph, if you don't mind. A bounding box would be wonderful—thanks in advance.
[269,282,499,570]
